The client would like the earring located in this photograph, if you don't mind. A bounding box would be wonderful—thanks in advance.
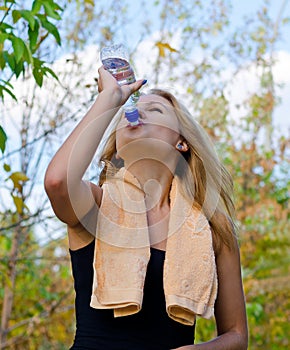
[177,143,183,150]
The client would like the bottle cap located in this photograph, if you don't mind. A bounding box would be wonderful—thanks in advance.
[125,109,140,124]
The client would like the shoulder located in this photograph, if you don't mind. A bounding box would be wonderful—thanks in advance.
[67,182,102,251]
[210,210,238,256]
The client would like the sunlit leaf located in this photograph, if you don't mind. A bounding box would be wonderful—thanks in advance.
[37,14,61,45]
[42,0,62,20]
[19,9,36,30]
[155,41,178,58]
[11,36,25,63]
[12,195,29,214]
[31,0,41,14]
[8,171,30,191]
[84,0,94,5]
[11,9,21,23]
[32,66,43,86]
[4,163,11,172]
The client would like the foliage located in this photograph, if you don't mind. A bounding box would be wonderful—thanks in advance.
[0,0,289,349]
[0,230,74,349]
[0,0,63,100]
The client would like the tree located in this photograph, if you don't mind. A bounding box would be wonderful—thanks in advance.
[0,0,62,99]
[0,0,63,347]
[1,0,289,348]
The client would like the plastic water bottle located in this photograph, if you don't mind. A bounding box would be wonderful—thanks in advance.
[100,44,140,126]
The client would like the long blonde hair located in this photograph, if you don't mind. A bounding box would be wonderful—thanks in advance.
[98,89,236,252]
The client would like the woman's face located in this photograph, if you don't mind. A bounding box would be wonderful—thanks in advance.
[115,94,181,165]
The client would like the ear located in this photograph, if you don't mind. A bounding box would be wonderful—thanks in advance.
[115,152,120,159]
[175,140,189,152]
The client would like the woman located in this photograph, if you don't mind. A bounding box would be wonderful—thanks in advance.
[44,66,248,349]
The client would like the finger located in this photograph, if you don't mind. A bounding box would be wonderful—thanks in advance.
[98,65,105,73]
[128,79,147,94]
[97,76,103,93]
[98,80,103,93]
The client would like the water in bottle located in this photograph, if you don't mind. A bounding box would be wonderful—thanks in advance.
[100,44,140,126]
[101,57,136,86]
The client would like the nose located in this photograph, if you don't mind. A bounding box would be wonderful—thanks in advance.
[137,108,146,120]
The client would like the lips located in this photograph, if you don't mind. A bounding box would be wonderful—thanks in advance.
[126,120,144,129]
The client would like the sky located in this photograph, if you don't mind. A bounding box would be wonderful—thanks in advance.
[133,0,290,130]
[127,0,290,51]
[231,0,290,128]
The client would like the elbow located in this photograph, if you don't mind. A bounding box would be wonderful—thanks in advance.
[242,333,249,350]
[44,168,68,198]
[235,330,248,350]
[218,329,248,350]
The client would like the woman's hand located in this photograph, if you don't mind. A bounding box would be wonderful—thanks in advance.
[97,66,146,106]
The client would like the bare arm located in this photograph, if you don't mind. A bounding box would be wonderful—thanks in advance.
[173,238,248,350]
[44,66,145,228]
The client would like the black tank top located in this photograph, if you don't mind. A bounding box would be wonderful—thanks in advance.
[69,240,195,350]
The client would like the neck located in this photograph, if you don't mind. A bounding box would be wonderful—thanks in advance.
[124,159,173,210]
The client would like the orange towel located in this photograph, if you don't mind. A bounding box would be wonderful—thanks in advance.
[90,168,217,326]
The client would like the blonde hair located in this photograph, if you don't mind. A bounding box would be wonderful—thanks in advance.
[98,89,236,252]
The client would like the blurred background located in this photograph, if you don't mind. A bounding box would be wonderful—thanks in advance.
[0,0,289,349]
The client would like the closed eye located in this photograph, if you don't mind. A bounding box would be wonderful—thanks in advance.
[149,108,163,113]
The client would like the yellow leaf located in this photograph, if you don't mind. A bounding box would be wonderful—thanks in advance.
[155,41,178,58]
[84,0,94,6]
[12,195,24,214]
[8,171,29,191]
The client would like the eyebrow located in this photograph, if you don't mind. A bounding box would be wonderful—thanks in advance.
[139,101,170,111]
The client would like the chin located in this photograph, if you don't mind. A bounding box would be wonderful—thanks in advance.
[118,138,178,166]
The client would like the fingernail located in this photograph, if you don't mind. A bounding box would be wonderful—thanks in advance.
[142,79,147,85]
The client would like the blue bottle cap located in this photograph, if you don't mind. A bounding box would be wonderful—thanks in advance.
[125,109,140,123]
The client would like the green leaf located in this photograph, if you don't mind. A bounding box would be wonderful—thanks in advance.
[0,32,9,44]
[37,15,61,45]
[0,22,13,31]
[0,78,13,88]
[32,66,43,86]
[3,51,15,71]
[42,1,62,20]
[43,66,59,80]
[19,10,36,30]
[28,19,39,52]
[14,59,24,77]
[0,125,8,153]
[31,0,42,14]
[23,41,33,64]
[11,36,25,63]
[0,82,17,101]
[0,51,6,69]
[12,9,21,23]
